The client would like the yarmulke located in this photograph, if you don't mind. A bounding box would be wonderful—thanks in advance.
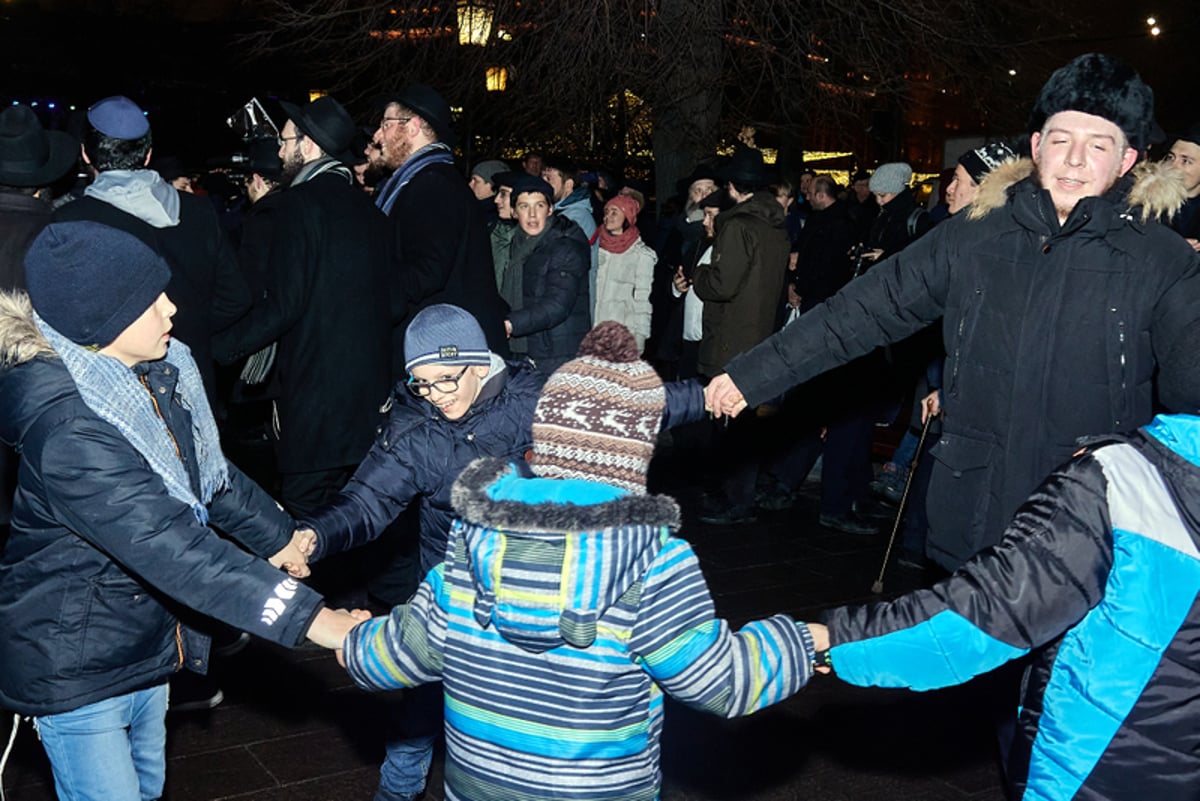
[87,96,150,140]
[404,304,490,372]
[530,322,665,493]
[25,222,170,348]
[1028,53,1153,152]
[958,142,1017,185]
[869,163,912,195]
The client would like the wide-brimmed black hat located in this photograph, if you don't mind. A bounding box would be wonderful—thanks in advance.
[675,164,720,198]
[380,84,456,147]
[0,104,78,187]
[717,147,775,188]
[279,96,359,167]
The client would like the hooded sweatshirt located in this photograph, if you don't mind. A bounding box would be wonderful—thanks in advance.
[343,457,815,801]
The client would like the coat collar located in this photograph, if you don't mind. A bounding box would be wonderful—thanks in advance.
[967,157,1188,233]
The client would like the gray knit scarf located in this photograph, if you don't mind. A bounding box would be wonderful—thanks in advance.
[35,314,230,524]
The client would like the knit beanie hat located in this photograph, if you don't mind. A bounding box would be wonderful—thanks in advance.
[604,194,640,226]
[1156,318,1200,414]
[403,303,490,372]
[25,221,171,349]
[530,322,665,493]
[958,142,1017,185]
[869,162,912,195]
[1028,53,1153,152]
[471,159,510,189]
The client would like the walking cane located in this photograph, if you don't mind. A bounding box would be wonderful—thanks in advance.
[871,411,935,594]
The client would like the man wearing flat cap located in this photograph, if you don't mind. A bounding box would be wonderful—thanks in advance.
[55,95,250,407]
[213,96,392,518]
[372,84,509,371]
[706,53,1200,571]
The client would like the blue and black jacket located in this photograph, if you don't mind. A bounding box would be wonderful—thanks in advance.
[824,414,1200,800]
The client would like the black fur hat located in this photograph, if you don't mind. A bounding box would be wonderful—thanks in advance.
[1028,53,1153,152]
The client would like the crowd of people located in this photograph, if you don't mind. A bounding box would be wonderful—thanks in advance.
[1,49,1199,801]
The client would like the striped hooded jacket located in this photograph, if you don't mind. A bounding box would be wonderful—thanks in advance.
[343,457,816,800]
[824,414,1200,801]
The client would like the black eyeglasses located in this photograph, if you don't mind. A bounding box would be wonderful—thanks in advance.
[406,364,470,397]
[277,133,304,146]
[380,116,412,131]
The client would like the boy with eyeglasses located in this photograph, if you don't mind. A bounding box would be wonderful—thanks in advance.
[297,303,704,801]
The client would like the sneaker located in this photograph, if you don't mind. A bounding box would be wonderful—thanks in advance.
[818,512,878,536]
[698,504,758,525]
[169,671,225,713]
[868,476,904,504]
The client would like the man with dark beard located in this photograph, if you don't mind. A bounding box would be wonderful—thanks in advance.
[372,84,508,371]
[213,96,392,518]
[705,53,1200,571]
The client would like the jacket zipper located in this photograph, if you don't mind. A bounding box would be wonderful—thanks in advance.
[140,374,186,669]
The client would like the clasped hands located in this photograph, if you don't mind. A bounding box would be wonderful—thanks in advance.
[703,373,748,419]
[268,528,318,578]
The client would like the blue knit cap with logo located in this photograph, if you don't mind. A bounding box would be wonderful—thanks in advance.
[403,304,491,373]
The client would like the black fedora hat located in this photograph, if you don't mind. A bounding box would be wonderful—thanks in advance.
[717,147,776,188]
[675,163,720,198]
[381,84,456,147]
[0,104,78,187]
[279,96,359,167]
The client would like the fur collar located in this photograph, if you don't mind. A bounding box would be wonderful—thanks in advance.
[0,290,55,369]
[452,457,681,533]
[967,157,1188,225]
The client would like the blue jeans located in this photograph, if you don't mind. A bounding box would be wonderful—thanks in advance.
[376,683,441,801]
[34,683,169,801]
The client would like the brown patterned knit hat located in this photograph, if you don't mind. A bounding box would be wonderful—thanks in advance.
[531,322,665,493]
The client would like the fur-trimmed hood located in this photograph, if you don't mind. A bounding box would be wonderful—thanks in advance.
[0,289,74,449]
[449,456,681,653]
[0,290,54,369]
[967,157,1189,225]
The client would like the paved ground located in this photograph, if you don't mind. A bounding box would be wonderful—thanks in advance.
[1,449,1011,801]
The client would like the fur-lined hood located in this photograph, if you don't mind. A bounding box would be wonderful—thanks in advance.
[967,157,1188,225]
[0,290,54,369]
[449,457,681,653]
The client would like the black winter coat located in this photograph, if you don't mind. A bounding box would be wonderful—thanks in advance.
[692,192,790,377]
[725,160,1200,569]
[507,215,592,375]
[305,358,709,576]
[213,170,393,474]
[865,189,931,261]
[305,359,544,574]
[0,192,52,292]
[0,296,324,715]
[388,162,510,376]
[791,199,856,311]
[55,191,251,407]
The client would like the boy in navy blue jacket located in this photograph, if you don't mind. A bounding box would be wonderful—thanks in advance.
[0,222,360,801]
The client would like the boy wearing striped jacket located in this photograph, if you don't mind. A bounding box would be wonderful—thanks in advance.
[340,322,821,800]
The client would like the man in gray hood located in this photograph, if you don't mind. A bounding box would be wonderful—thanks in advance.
[54,95,249,404]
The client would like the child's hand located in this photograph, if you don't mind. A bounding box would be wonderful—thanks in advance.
[269,531,315,578]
